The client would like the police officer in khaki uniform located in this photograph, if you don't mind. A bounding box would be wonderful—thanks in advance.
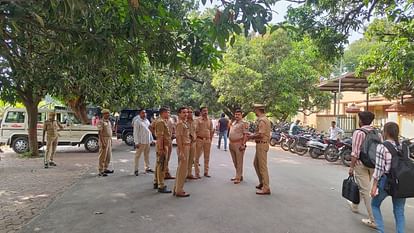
[43,112,63,168]
[248,104,272,195]
[153,107,172,193]
[195,107,214,178]
[97,109,113,177]
[173,107,191,197]
[164,115,176,179]
[186,107,198,180]
[228,109,249,184]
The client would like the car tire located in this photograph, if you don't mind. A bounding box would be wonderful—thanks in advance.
[124,132,134,146]
[12,137,29,154]
[84,136,99,153]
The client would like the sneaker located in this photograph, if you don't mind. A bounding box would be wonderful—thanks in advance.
[361,219,376,229]
[145,168,154,173]
[98,173,108,177]
[49,161,57,166]
[348,201,359,213]
[44,164,49,169]
[134,170,139,176]
[104,169,114,174]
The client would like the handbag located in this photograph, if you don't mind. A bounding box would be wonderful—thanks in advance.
[342,176,360,204]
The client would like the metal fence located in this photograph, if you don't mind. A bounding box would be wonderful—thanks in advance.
[336,115,357,137]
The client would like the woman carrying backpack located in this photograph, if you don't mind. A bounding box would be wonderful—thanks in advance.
[370,122,406,233]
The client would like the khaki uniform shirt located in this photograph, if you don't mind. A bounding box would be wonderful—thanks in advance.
[43,120,61,138]
[256,116,271,142]
[97,119,112,137]
[188,119,196,143]
[176,120,191,145]
[229,120,249,142]
[155,119,172,147]
[195,117,213,139]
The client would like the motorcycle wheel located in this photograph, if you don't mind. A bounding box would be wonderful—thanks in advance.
[289,140,297,154]
[341,148,352,167]
[296,145,308,156]
[324,145,339,162]
[280,139,289,151]
[270,138,278,147]
[309,148,321,159]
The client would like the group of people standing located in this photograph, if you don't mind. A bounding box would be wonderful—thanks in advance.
[130,104,273,197]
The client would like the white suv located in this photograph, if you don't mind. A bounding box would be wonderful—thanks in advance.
[0,108,100,154]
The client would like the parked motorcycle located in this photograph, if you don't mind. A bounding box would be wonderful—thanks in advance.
[289,134,313,156]
[307,136,327,159]
[270,129,282,147]
[280,132,293,151]
[339,138,352,167]
[325,139,347,163]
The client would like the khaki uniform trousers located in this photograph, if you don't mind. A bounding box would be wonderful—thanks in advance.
[352,163,375,222]
[154,145,169,188]
[174,145,190,193]
[253,143,270,190]
[45,136,58,163]
[134,143,150,171]
[98,137,112,173]
[164,142,173,175]
[195,138,212,176]
[187,142,196,176]
[229,143,244,180]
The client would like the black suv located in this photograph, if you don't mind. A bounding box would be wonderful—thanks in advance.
[115,109,159,146]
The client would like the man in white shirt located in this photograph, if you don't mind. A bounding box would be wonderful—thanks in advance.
[329,121,344,140]
[133,109,153,176]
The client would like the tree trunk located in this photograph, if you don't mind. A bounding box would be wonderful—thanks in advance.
[23,99,40,157]
[66,96,89,124]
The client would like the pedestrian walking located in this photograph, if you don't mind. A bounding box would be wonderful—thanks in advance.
[195,107,214,178]
[371,122,406,233]
[348,111,379,229]
[186,107,198,180]
[217,113,229,151]
[133,109,153,176]
[153,107,172,193]
[173,107,191,197]
[248,104,271,195]
[97,109,114,177]
[42,112,63,168]
[229,109,249,184]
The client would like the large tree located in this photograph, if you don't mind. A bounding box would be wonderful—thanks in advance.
[357,19,414,99]
[212,30,331,121]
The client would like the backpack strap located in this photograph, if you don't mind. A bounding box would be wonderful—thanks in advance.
[383,141,399,158]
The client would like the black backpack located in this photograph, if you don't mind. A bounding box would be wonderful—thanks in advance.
[383,141,414,198]
[358,128,381,168]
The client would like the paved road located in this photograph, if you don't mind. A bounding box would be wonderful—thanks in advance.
[20,140,414,233]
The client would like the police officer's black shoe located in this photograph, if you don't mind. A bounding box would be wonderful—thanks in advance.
[145,168,154,173]
[134,170,139,176]
[153,183,158,189]
[158,186,172,193]
[104,169,114,174]
[49,161,57,166]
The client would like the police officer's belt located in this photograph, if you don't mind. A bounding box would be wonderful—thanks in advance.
[230,139,244,144]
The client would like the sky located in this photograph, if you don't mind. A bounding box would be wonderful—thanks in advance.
[198,1,364,45]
